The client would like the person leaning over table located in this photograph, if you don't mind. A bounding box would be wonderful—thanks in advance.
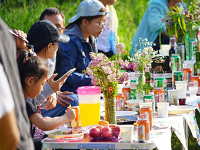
[59,0,108,94]
[130,0,183,56]
[0,17,34,150]
[14,7,79,118]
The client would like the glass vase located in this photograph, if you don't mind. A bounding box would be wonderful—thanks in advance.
[135,71,145,100]
[104,95,117,124]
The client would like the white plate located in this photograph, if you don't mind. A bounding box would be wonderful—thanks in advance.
[168,105,196,114]
[45,127,85,139]
[100,111,137,117]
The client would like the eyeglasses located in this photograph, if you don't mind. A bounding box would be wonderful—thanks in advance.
[56,26,65,32]
[93,21,108,29]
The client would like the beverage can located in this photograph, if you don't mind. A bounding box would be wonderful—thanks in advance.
[116,93,124,111]
[173,71,183,87]
[182,67,192,82]
[171,54,181,71]
[67,106,80,127]
[143,95,155,113]
[137,119,150,142]
[154,88,165,105]
[130,79,137,99]
[189,38,198,60]
[140,106,153,129]
[155,77,167,99]
[191,76,200,95]
[122,86,130,110]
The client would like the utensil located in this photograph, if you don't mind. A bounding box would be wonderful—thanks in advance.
[69,105,77,128]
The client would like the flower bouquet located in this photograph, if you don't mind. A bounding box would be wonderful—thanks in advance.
[86,43,129,124]
[130,38,156,99]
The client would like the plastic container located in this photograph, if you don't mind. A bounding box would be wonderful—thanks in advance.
[77,86,101,127]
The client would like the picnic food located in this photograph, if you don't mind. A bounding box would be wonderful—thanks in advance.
[50,129,83,135]
[98,120,109,126]
[89,128,101,138]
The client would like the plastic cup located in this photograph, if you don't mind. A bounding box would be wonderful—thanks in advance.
[157,102,169,118]
[167,89,179,105]
[175,84,187,98]
[77,86,101,127]
[119,125,133,142]
[189,86,198,97]
[175,81,187,85]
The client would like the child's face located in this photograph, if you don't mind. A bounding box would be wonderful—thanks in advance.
[26,74,48,99]
[85,15,107,37]
[47,42,59,59]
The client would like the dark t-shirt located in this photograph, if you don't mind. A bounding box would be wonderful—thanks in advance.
[26,100,39,137]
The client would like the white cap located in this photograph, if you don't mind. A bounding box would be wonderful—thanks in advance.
[69,0,108,23]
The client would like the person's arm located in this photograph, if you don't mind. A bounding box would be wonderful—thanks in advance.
[0,110,19,150]
[148,3,167,34]
[60,40,92,91]
[29,109,76,131]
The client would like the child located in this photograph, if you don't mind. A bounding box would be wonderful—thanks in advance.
[17,50,76,148]
[60,0,108,94]
[97,0,118,58]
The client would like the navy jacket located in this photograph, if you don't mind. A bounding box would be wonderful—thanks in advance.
[60,24,97,93]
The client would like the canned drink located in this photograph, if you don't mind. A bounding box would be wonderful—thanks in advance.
[122,86,130,110]
[67,106,79,127]
[191,76,200,95]
[116,93,124,111]
[182,67,192,82]
[140,106,153,129]
[173,71,183,87]
[143,95,155,113]
[137,119,150,142]
[189,38,198,60]
[154,88,165,105]
[155,77,167,99]
[171,54,181,71]
[130,79,137,99]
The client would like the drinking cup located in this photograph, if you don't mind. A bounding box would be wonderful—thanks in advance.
[167,89,179,105]
[175,84,187,98]
[189,86,198,97]
[119,125,133,142]
[157,102,169,118]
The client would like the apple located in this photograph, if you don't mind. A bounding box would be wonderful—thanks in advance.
[96,125,104,131]
[109,124,120,138]
[101,126,112,138]
[89,127,101,139]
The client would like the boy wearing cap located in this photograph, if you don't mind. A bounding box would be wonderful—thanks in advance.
[60,0,108,94]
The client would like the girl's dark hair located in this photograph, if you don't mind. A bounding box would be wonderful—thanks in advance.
[17,50,49,88]
[66,7,107,29]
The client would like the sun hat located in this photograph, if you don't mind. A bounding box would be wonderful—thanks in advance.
[68,0,108,23]
[27,20,70,47]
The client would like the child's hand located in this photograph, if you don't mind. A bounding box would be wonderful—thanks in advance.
[64,109,76,121]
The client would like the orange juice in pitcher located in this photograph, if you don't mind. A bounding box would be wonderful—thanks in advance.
[77,86,101,127]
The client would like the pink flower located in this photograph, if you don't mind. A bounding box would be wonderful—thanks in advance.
[89,52,96,60]
[91,77,98,85]
[86,68,93,76]
[102,66,112,74]
[116,43,124,54]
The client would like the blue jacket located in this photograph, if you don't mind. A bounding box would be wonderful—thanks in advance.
[59,24,97,93]
[130,0,168,56]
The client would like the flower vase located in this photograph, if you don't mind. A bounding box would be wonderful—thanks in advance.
[135,71,145,100]
[104,95,117,124]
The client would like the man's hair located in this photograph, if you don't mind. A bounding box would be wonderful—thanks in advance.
[39,7,65,25]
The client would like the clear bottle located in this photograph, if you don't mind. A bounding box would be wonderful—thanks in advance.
[193,51,200,76]
[143,67,154,96]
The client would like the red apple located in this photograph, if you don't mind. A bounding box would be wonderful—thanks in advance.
[89,127,101,139]
[96,125,104,131]
[101,126,112,138]
[109,124,120,138]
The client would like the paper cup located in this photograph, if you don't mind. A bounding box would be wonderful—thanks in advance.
[175,81,187,85]
[157,102,169,118]
[175,84,187,98]
[119,125,133,142]
[167,89,179,105]
[189,86,198,97]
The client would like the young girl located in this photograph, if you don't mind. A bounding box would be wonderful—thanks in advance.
[59,0,108,94]
[17,50,76,136]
